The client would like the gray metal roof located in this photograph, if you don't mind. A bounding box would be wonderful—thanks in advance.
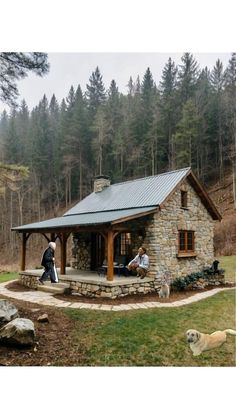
[12,206,158,231]
[64,167,191,216]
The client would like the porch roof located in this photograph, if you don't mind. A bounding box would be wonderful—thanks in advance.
[11,206,158,232]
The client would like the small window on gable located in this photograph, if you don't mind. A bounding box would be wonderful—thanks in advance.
[181,190,188,208]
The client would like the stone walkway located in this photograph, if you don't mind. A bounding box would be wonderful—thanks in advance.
[0,280,235,311]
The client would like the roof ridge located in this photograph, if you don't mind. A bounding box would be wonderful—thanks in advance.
[110,167,191,187]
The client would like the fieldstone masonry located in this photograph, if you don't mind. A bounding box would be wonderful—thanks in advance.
[71,179,216,286]
[20,179,219,299]
[143,179,215,282]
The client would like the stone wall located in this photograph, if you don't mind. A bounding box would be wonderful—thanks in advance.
[71,233,91,270]
[18,271,225,299]
[70,178,217,287]
[144,179,216,282]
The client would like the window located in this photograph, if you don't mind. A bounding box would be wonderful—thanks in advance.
[178,230,195,254]
[116,232,131,256]
[181,190,188,208]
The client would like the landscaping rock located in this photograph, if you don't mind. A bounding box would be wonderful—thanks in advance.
[37,314,49,323]
[0,318,35,347]
[0,299,19,327]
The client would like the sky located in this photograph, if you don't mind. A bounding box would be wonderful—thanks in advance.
[0,52,233,113]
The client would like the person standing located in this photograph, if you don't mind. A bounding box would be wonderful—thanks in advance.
[39,242,58,284]
[126,246,149,279]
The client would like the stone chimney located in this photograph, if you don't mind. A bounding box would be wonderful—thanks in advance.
[94,175,111,193]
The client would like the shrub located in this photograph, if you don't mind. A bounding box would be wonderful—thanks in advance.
[172,268,225,291]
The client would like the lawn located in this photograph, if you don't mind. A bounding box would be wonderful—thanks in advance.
[0,272,18,283]
[65,290,236,367]
[218,255,236,283]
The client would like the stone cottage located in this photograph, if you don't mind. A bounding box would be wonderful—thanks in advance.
[12,167,221,288]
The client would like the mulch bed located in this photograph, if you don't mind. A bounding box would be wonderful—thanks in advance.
[0,296,87,366]
[5,279,235,305]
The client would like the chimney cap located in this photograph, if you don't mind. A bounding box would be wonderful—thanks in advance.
[94,174,110,180]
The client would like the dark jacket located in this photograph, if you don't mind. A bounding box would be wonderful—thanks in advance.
[41,247,54,268]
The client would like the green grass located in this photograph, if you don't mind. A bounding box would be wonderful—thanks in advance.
[64,290,236,367]
[0,272,18,283]
[218,255,236,283]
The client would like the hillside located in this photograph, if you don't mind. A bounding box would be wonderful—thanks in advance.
[208,172,236,256]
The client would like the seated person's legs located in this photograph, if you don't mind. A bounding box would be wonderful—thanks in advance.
[126,262,138,276]
[136,267,147,279]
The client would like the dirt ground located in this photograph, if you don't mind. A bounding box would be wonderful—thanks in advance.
[0,281,234,366]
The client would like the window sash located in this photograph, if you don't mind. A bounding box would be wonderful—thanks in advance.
[181,191,188,208]
[178,230,194,253]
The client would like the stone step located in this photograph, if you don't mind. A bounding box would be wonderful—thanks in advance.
[37,282,70,294]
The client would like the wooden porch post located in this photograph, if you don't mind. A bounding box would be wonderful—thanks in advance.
[60,232,67,275]
[20,232,27,271]
[107,230,114,281]
[50,233,56,242]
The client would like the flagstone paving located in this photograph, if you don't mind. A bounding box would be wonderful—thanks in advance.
[0,281,235,311]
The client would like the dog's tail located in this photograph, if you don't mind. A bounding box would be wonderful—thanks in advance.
[224,329,236,336]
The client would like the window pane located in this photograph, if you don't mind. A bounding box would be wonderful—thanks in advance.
[179,231,185,251]
[120,232,131,255]
[181,191,187,207]
[187,231,194,251]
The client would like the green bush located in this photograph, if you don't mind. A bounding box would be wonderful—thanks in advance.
[172,270,208,291]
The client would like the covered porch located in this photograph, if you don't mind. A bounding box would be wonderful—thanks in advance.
[12,206,157,282]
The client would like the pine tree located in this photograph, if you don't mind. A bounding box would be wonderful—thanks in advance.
[174,99,200,169]
[210,59,226,182]
[86,66,106,118]
[177,53,199,102]
[0,52,49,106]
[159,57,178,169]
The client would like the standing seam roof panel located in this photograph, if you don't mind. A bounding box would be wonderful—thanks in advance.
[64,167,191,216]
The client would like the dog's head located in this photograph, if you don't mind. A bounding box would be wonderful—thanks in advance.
[186,329,201,344]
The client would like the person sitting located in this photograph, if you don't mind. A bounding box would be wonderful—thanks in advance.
[126,246,149,279]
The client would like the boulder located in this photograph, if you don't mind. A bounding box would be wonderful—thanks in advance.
[0,318,35,347]
[0,299,19,327]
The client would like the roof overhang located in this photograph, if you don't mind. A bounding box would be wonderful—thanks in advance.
[187,171,222,221]
[11,206,159,233]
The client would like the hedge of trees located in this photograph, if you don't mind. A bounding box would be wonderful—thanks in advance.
[0,53,235,253]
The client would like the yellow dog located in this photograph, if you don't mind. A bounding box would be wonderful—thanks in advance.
[186,328,236,356]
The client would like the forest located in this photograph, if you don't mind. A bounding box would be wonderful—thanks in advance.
[0,52,236,262]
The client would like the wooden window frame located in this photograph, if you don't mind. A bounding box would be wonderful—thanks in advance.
[116,232,131,256]
[181,190,188,209]
[177,230,196,257]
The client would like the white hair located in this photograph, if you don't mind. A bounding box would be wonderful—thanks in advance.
[49,242,56,250]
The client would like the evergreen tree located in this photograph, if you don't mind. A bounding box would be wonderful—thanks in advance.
[177,52,199,102]
[210,59,226,181]
[4,107,20,164]
[86,66,106,118]
[0,52,49,106]
[159,57,178,169]
[174,99,200,169]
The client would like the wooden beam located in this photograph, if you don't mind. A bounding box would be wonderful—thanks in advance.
[20,232,27,271]
[107,230,114,281]
[60,232,68,275]
[20,232,31,270]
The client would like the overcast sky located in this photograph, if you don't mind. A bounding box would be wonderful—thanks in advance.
[1,0,236,415]
[0,52,233,113]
